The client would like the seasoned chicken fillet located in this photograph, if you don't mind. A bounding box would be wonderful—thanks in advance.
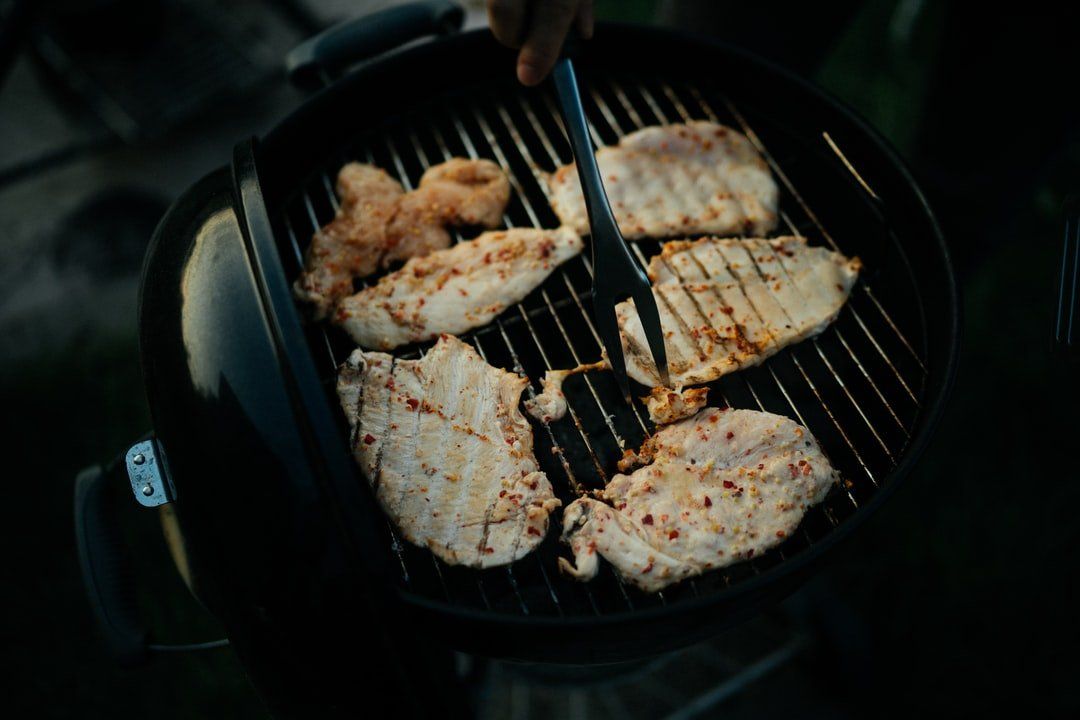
[294,164,404,318]
[337,335,561,567]
[618,236,861,387]
[336,227,583,350]
[294,158,510,318]
[560,408,838,591]
[547,122,778,240]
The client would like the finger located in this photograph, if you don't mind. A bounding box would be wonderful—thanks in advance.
[576,0,594,40]
[517,0,578,86]
[488,0,527,48]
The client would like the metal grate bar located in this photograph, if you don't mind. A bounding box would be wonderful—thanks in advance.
[448,103,655,607]
[278,70,934,616]
[581,80,879,497]
[680,83,927,387]
[617,81,902,462]
[624,80,912,440]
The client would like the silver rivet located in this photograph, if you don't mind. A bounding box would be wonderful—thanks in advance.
[141,484,154,496]
[133,454,145,465]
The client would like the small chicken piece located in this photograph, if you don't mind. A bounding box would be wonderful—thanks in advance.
[294,164,404,318]
[524,360,610,423]
[294,159,511,319]
[617,236,861,387]
[547,122,778,240]
[641,387,709,426]
[383,158,511,266]
[336,227,582,350]
[559,408,838,592]
[337,335,561,567]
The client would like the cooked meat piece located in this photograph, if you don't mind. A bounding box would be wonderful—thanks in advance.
[336,227,583,350]
[559,408,837,591]
[617,236,861,387]
[524,360,609,423]
[547,122,778,240]
[294,164,404,319]
[641,386,709,426]
[337,334,561,567]
[295,159,510,319]
[383,158,511,266]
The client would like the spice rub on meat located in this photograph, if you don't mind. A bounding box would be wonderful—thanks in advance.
[547,122,778,240]
[337,334,561,567]
[294,158,510,318]
[559,408,837,592]
[336,226,582,350]
[617,236,861,388]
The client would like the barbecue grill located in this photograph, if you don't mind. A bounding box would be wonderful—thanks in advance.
[74,3,959,716]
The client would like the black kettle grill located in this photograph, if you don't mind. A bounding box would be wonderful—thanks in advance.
[73,2,959,716]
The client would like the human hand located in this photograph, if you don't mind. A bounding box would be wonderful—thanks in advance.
[487,0,594,86]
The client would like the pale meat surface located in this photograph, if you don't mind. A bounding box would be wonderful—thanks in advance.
[560,408,837,591]
[547,122,778,240]
[336,227,582,350]
[337,335,560,567]
[523,360,609,423]
[618,236,861,387]
[294,159,510,318]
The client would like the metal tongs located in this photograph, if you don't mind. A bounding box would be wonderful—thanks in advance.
[552,56,670,403]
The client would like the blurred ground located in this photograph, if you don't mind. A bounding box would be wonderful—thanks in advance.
[1,0,1077,717]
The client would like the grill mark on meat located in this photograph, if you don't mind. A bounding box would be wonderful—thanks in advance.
[617,237,859,387]
[690,243,784,351]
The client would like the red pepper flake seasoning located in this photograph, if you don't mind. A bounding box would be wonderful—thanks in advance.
[498,490,507,497]
[758,463,765,470]
[797,459,807,466]
[747,549,755,558]
[708,414,719,423]
[642,561,654,574]
[642,514,654,525]
[723,480,736,489]
[802,464,812,476]
[721,305,734,315]
[726,431,735,440]
[385,378,396,390]
[483,547,494,554]
[776,530,786,538]
[405,398,419,410]
[704,496,712,507]
[668,530,680,540]
[362,434,376,445]
[788,463,798,478]
[527,527,541,536]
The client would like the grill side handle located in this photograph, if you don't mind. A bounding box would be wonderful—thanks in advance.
[285,0,464,91]
[74,442,229,666]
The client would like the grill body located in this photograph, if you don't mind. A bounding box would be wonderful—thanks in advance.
[135,20,958,698]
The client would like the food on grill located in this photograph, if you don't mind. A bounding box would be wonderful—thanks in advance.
[617,236,861,387]
[337,334,561,567]
[294,158,510,318]
[559,408,837,591]
[641,386,709,426]
[524,360,609,423]
[336,227,583,350]
[547,122,778,240]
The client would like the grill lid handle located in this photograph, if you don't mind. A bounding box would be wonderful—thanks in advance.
[286,1,464,91]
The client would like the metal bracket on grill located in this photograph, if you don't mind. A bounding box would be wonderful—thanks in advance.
[125,440,174,507]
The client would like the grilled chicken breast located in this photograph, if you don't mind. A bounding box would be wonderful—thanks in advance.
[547,122,778,240]
[560,408,837,591]
[337,334,561,567]
[294,159,510,318]
[294,164,404,318]
[617,236,861,387]
[336,227,583,350]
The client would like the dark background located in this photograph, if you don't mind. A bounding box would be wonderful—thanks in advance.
[1,0,1076,716]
